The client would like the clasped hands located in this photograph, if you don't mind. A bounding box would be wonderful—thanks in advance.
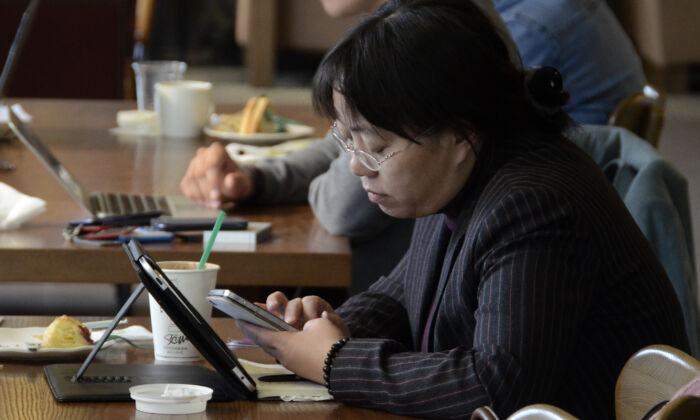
[237,291,350,384]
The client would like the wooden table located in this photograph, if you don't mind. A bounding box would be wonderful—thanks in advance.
[0,99,350,288]
[0,315,415,419]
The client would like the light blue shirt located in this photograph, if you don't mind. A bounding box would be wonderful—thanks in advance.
[494,0,646,124]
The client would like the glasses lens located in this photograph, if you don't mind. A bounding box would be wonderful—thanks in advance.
[356,152,380,171]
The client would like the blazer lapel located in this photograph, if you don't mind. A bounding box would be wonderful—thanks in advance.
[406,216,452,349]
[421,195,478,351]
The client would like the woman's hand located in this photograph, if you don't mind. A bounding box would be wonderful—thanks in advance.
[180,142,254,207]
[237,311,349,383]
[263,291,345,331]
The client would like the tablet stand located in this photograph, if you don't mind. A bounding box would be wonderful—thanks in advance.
[43,283,238,402]
[72,283,145,382]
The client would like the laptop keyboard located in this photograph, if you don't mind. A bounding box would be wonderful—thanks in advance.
[90,192,172,216]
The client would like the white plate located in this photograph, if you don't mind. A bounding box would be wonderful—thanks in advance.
[0,327,116,361]
[225,139,313,165]
[204,116,315,145]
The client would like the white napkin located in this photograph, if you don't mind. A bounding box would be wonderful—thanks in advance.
[0,182,46,230]
[109,109,160,136]
[91,325,153,344]
[0,104,32,124]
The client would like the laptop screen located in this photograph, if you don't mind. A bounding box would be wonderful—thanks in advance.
[8,107,92,212]
[0,0,40,100]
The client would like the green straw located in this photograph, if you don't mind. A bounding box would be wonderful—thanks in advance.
[198,210,226,269]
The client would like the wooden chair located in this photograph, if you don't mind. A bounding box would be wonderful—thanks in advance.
[471,404,579,420]
[616,344,700,420]
[133,0,156,61]
[655,396,700,420]
[607,84,665,148]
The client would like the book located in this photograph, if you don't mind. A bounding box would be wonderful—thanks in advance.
[204,222,272,251]
[237,359,332,401]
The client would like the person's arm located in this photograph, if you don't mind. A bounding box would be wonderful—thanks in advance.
[328,187,597,418]
[250,133,340,204]
[180,137,340,207]
[308,150,400,238]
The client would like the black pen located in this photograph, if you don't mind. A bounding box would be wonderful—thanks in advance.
[258,374,306,383]
[67,211,163,227]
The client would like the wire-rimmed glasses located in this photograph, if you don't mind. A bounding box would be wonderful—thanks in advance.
[331,120,410,171]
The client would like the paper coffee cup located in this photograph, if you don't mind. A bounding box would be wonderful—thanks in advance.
[155,80,212,137]
[149,261,219,362]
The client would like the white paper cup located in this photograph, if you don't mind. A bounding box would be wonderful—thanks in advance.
[149,261,219,362]
[155,80,212,137]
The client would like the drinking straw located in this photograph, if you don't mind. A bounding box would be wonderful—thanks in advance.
[198,210,226,269]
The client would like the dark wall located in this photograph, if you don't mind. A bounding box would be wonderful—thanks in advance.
[0,0,135,99]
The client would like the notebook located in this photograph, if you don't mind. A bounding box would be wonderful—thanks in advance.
[7,106,218,218]
[43,239,330,402]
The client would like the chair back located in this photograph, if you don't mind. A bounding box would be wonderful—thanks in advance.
[470,404,579,420]
[507,404,579,420]
[133,0,156,61]
[655,395,700,420]
[616,344,700,420]
[607,84,665,148]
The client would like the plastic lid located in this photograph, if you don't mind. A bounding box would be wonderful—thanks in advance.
[129,383,213,414]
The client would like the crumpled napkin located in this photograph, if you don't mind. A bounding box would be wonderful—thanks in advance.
[0,104,32,124]
[91,325,153,344]
[0,182,46,230]
[109,109,160,136]
[225,139,312,165]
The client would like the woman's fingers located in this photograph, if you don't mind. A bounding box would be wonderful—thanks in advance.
[236,320,282,358]
[266,291,289,318]
[301,295,334,320]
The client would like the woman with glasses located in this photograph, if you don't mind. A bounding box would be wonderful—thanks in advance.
[235,1,689,418]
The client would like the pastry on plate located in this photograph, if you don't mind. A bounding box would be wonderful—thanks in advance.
[41,315,94,349]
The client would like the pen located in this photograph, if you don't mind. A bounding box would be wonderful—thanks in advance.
[258,374,306,383]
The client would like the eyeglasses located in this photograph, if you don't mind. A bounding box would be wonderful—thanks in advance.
[331,120,411,171]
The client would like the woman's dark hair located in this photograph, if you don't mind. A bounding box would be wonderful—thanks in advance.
[312,0,570,151]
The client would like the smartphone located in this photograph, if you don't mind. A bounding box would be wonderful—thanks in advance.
[207,289,297,332]
[151,216,248,232]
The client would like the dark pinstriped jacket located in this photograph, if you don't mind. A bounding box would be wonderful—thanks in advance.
[332,135,689,419]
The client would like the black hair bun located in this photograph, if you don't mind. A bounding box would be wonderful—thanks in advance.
[526,66,570,110]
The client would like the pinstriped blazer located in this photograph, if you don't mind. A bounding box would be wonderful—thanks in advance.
[332,135,689,419]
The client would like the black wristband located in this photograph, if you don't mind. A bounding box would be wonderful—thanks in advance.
[323,337,349,393]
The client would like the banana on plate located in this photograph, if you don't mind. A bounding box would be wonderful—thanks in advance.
[215,95,282,134]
